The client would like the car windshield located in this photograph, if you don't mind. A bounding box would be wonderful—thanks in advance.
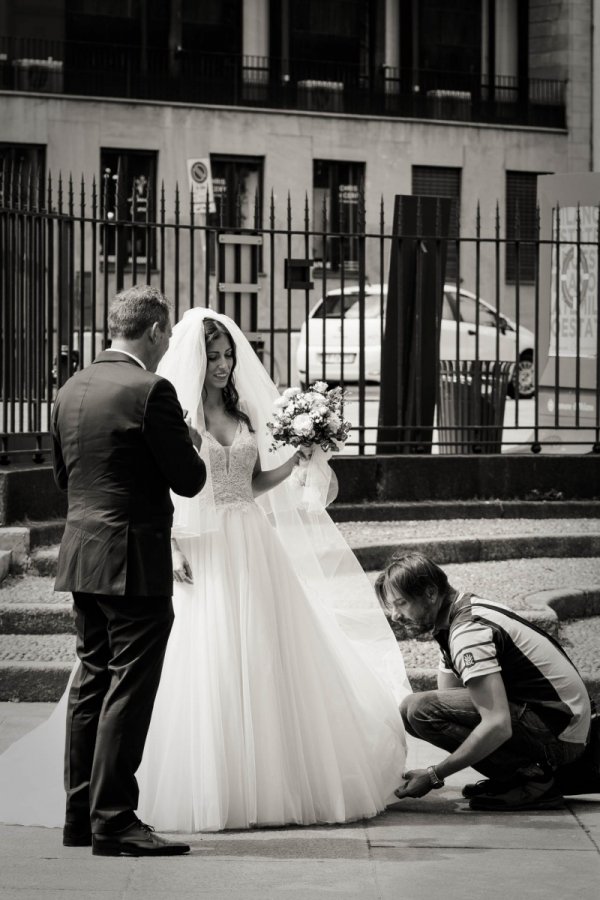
[312,292,385,319]
[444,291,499,327]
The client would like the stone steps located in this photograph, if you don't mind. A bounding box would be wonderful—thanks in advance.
[11,528,600,580]
[329,499,600,522]
[1,512,600,701]
[2,625,600,703]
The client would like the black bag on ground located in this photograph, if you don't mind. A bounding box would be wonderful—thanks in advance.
[554,709,600,795]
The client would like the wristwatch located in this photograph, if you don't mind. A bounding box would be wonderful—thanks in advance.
[427,765,445,789]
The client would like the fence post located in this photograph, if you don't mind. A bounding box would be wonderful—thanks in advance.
[377,194,451,453]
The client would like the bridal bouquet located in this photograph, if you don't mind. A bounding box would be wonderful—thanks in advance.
[267,381,351,453]
[267,381,351,512]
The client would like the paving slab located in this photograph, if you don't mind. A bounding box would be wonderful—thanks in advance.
[128,855,380,895]
[367,797,593,850]
[0,706,599,900]
[370,850,600,900]
[0,893,124,900]
[567,797,600,852]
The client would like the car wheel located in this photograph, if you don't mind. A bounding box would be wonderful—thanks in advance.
[509,351,535,399]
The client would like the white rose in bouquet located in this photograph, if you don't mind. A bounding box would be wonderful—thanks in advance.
[283,386,301,400]
[312,381,328,393]
[291,413,315,438]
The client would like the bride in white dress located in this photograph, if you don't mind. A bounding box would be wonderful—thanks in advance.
[0,308,410,833]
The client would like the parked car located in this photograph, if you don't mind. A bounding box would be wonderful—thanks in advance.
[296,284,536,398]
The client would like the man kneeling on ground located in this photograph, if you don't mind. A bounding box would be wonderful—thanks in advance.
[375,552,592,811]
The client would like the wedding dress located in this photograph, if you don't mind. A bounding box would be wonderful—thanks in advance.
[136,422,408,831]
[0,308,410,833]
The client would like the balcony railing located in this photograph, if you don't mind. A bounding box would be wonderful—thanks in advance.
[0,35,566,128]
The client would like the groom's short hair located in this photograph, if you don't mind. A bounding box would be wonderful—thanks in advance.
[375,553,449,615]
[108,284,171,339]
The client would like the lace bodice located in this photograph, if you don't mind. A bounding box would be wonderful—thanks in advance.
[205,422,258,508]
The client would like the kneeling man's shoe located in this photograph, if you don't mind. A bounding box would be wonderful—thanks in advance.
[63,824,92,847]
[462,775,524,799]
[92,819,190,856]
[469,777,564,811]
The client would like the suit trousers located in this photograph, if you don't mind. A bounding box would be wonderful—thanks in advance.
[401,689,585,779]
[65,591,174,834]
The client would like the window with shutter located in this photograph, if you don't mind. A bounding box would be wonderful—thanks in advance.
[313,160,365,273]
[506,171,539,284]
[412,166,461,282]
[0,144,45,207]
[100,148,157,267]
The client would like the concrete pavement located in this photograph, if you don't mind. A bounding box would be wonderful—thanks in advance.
[1,703,599,900]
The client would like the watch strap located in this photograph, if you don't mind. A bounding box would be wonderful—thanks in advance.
[427,765,445,788]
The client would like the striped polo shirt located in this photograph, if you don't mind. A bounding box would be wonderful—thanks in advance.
[435,592,591,745]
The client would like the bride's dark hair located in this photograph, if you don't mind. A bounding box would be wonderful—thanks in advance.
[203,318,254,432]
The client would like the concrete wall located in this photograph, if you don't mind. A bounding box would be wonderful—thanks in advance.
[331,454,600,503]
[595,0,600,172]
[0,90,570,333]
[529,0,592,172]
[1,454,598,527]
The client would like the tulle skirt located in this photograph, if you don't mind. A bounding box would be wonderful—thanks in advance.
[0,503,408,832]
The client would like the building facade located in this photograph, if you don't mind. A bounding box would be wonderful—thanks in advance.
[0,0,595,380]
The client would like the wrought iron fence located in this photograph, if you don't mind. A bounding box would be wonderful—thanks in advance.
[0,35,566,128]
[1,175,598,462]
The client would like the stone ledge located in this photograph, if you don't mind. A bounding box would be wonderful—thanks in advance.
[353,534,600,570]
[29,546,60,577]
[3,457,600,527]
[0,661,71,702]
[0,603,73,635]
[0,466,66,527]
[0,527,30,572]
[0,551,11,586]
[525,586,600,621]
[330,500,600,522]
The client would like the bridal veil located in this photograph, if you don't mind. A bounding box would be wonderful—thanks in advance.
[157,307,410,703]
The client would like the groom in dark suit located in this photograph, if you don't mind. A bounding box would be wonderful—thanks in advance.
[52,284,206,856]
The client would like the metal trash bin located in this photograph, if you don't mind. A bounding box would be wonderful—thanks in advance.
[437,360,515,453]
[52,345,80,386]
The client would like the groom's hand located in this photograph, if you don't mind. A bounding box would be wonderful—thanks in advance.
[173,549,193,584]
[394,769,433,799]
[183,413,203,452]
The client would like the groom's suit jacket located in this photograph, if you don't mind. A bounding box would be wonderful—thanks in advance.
[51,350,206,597]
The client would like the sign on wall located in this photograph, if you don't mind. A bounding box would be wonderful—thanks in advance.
[550,205,598,359]
[187,158,216,214]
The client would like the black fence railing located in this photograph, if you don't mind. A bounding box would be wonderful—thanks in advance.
[1,178,598,461]
[0,35,567,128]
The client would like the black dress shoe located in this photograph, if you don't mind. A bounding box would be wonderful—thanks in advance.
[63,824,92,847]
[92,819,190,857]
[468,777,564,811]
[462,774,524,799]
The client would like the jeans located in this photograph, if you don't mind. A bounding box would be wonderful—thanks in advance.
[401,689,585,780]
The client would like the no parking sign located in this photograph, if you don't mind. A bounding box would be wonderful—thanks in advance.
[187,158,216,214]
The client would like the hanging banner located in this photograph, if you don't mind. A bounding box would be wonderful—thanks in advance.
[187,158,216,214]
[550,205,598,359]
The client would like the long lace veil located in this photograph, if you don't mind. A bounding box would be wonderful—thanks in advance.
[158,307,410,702]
